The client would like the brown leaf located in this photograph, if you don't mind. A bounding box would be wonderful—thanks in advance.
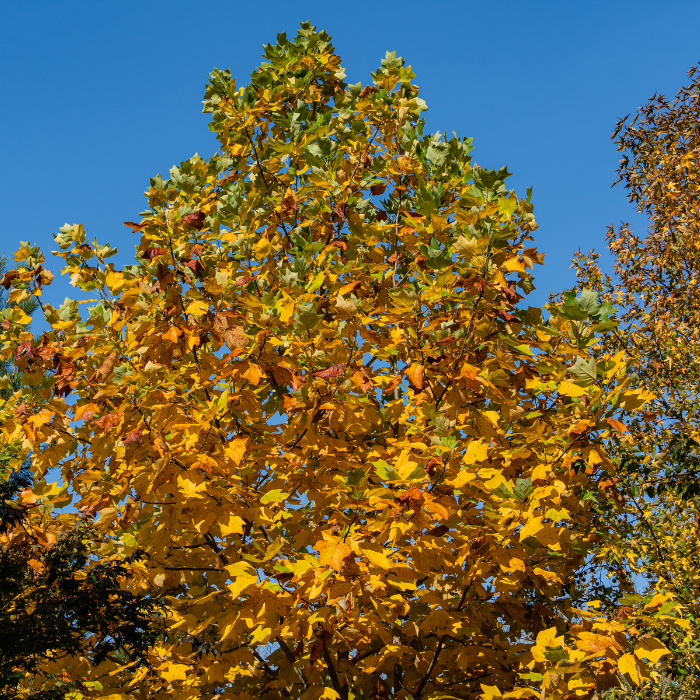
[15,340,32,362]
[280,188,299,215]
[1,319,10,330]
[94,412,123,431]
[53,381,73,399]
[425,458,441,476]
[331,240,348,251]
[376,210,388,222]
[124,428,143,444]
[333,203,347,220]
[123,221,148,232]
[223,326,248,350]
[310,630,330,662]
[181,210,206,229]
[397,486,424,514]
[428,524,449,537]
[0,270,19,289]
[234,276,254,286]
[351,368,372,393]
[383,372,404,396]
[142,247,166,260]
[272,363,304,390]
[314,363,346,379]
[370,182,386,196]
[14,401,28,418]
[96,351,118,380]
[182,258,205,276]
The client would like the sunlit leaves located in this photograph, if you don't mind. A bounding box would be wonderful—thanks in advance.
[0,21,663,700]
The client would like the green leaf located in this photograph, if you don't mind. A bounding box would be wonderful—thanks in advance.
[570,357,597,386]
[260,490,290,505]
[373,460,401,482]
[293,303,322,333]
[513,477,534,501]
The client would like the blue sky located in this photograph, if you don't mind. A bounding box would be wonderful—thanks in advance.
[2,0,700,315]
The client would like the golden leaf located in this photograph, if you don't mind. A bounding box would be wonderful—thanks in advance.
[618,653,643,685]
[316,537,352,572]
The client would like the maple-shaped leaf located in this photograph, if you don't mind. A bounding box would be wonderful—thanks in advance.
[94,412,123,431]
[316,537,352,572]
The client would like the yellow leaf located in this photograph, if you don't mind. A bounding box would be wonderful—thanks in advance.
[225,436,248,465]
[316,537,352,572]
[185,299,209,316]
[481,410,500,426]
[220,514,245,536]
[160,662,190,682]
[360,543,393,570]
[465,439,488,463]
[503,255,526,272]
[301,687,340,700]
[105,269,126,293]
[276,293,295,323]
[480,685,502,700]
[574,631,618,654]
[618,653,643,685]
[519,516,544,541]
[176,471,206,499]
[162,326,181,343]
[558,381,588,397]
[447,470,476,488]
[644,592,672,610]
[225,561,258,598]
[634,637,670,663]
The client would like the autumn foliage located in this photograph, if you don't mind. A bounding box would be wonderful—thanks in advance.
[574,63,700,693]
[0,23,676,700]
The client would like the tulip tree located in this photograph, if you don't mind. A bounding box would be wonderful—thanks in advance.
[0,22,674,700]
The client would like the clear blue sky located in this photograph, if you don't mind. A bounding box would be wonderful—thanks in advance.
[3,1,700,314]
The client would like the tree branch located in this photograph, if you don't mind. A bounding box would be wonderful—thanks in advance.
[275,636,308,689]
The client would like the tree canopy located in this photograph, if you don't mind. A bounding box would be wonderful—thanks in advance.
[0,22,678,700]
[574,63,700,697]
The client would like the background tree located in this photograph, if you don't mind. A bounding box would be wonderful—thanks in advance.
[0,253,39,401]
[0,251,166,699]
[573,64,700,695]
[1,24,673,700]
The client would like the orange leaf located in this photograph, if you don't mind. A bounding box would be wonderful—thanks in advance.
[225,437,248,465]
[383,372,404,396]
[74,403,99,422]
[242,363,263,385]
[404,363,423,389]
